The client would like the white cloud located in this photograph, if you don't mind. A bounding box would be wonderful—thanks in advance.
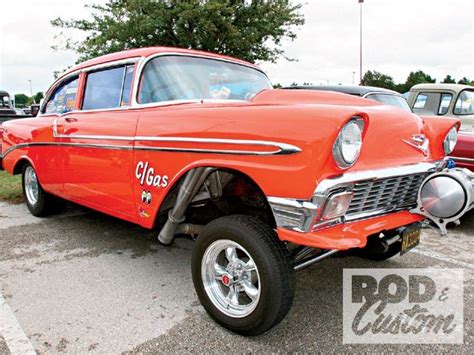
[0,0,472,96]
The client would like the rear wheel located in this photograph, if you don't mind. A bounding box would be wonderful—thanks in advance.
[192,215,294,336]
[22,163,64,216]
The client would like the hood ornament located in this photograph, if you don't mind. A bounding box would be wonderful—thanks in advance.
[403,134,430,156]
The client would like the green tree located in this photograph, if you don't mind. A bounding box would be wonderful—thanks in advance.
[51,0,305,64]
[399,70,436,92]
[361,70,396,90]
[442,75,456,83]
[33,92,44,104]
[458,77,471,85]
[14,94,30,108]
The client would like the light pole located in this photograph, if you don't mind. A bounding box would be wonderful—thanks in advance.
[29,80,35,104]
[359,0,364,85]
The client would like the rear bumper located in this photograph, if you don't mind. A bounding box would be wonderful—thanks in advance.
[277,210,424,250]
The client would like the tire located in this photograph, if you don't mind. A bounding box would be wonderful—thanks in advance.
[192,215,294,336]
[22,163,64,216]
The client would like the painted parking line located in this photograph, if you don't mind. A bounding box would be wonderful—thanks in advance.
[0,293,36,355]
[410,248,474,270]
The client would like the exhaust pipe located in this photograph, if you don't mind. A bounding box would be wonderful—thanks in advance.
[158,167,215,245]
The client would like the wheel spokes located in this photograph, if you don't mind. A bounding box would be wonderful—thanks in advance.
[225,246,238,263]
[227,285,239,306]
[244,259,256,272]
[213,262,227,280]
[242,280,259,301]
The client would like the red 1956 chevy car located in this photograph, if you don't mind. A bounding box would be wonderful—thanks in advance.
[1,47,473,335]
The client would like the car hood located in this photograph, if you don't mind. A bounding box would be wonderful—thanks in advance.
[250,89,436,169]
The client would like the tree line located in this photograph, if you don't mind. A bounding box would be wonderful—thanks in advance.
[361,70,473,93]
[13,92,44,108]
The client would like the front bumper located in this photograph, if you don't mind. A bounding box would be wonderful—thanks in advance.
[268,161,473,250]
[277,210,425,250]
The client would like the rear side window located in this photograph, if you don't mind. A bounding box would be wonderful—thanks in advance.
[412,92,452,116]
[438,93,452,115]
[82,65,135,110]
[45,77,79,114]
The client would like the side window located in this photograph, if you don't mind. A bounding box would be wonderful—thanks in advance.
[83,67,124,110]
[83,65,134,110]
[453,90,474,115]
[438,93,452,115]
[413,94,428,109]
[45,77,79,114]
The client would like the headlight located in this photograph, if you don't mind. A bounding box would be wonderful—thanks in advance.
[333,118,364,169]
[443,127,458,155]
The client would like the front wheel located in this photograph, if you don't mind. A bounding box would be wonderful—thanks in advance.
[192,215,294,336]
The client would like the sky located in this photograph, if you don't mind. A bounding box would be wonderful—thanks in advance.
[0,0,473,96]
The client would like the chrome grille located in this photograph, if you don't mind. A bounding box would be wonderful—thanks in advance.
[345,172,430,220]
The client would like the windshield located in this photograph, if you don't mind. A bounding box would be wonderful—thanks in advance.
[138,56,271,104]
[453,90,474,115]
[365,93,412,112]
[1,95,11,109]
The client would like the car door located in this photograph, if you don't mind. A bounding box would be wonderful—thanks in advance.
[56,62,139,219]
[34,75,80,195]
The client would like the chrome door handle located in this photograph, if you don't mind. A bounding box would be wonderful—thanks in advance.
[65,117,77,123]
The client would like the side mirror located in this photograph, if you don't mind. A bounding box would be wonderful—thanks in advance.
[30,104,40,117]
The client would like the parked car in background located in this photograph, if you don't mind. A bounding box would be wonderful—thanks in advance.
[0,90,17,118]
[285,85,412,112]
[407,84,474,132]
[1,47,473,335]
[450,131,474,171]
[408,84,474,171]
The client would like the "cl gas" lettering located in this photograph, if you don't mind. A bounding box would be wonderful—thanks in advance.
[135,161,169,188]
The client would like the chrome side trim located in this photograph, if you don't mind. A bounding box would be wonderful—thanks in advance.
[1,138,300,159]
[1,142,133,159]
[51,118,301,155]
[134,145,296,156]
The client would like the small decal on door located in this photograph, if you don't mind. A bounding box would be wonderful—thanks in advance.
[135,161,169,188]
[141,190,152,204]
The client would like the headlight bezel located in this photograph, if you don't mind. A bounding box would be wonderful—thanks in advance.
[443,127,458,155]
[332,117,365,169]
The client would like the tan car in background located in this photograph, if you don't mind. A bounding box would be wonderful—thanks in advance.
[408,83,474,171]
[407,83,474,132]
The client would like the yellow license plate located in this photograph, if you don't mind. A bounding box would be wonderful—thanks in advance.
[400,226,421,255]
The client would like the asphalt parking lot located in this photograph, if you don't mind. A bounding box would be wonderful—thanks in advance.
[0,201,472,353]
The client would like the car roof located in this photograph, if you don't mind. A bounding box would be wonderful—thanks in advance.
[0,90,10,96]
[411,83,474,93]
[62,47,259,78]
[285,85,401,96]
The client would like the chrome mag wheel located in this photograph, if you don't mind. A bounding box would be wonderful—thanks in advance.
[201,239,261,318]
[24,166,39,206]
